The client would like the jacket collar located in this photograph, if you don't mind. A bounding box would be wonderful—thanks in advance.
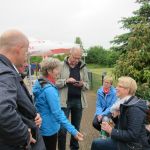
[64,57,86,69]
[0,54,16,72]
[122,96,139,107]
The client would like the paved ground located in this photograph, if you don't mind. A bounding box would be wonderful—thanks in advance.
[66,90,99,150]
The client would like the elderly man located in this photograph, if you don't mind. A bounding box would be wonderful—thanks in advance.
[91,76,150,150]
[56,47,89,150]
[0,29,45,150]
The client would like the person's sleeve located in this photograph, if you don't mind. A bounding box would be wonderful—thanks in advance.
[101,93,117,116]
[111,106,145,142]
[55,63,67,88]
[44,87,78,136]
[81,67,90,91]
[95,92,103,115]
[0,73,30,146]
[55,77,67,88]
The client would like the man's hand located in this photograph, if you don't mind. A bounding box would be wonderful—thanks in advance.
[66,77,76,83]
[73,80,83,87]
[34,113,42,127]
[74,132,84,141]
[28,128,36,144]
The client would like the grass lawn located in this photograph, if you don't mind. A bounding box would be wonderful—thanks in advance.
[86,64,115,91]
[87,64,114,76]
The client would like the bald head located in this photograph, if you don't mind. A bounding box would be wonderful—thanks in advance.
[0,29,29,52]
[70,47,83,56]
[68,47,83,67]
[0,29,29,67]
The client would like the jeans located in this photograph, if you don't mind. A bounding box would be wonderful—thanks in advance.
[91,137,118,150]
[92,115,101,131]
[58,100,83,150]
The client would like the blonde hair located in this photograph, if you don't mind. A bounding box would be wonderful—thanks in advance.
[40,58,61,76]
[104,76,113,84]
[118,76,137,95]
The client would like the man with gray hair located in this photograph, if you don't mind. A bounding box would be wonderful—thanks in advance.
[56,47,89,150]
[0,29,45,150]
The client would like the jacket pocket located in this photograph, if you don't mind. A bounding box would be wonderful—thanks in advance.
[127,142,143,150]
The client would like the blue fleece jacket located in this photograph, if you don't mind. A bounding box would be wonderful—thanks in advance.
[95,86,117,116]
[32,80,77,136]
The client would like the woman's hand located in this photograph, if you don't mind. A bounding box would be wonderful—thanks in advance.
[101,122,113,135]
[74,132,84,141]
[112,110,120,118]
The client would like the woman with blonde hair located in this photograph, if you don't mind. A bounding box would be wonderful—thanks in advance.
[91,76,150,150]
[92,76,116,132]
[33,58,83,150]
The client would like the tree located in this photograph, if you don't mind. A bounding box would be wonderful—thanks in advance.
[106,50,120,67]
[75,37,83,49]
[86,46,119,67]
[30,56,42,63]
[86,46,105,65]
[111,0,150,100]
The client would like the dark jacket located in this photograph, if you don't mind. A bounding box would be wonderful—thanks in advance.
[0,54,45,150]
[111,96,150,150]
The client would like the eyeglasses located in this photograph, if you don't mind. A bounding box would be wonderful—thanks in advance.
[117,84,128,89]
[104,81,111,84]
[71,55,81,61]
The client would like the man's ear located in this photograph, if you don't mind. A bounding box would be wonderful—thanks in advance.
[10,45,19,55]
[15,44,22,55]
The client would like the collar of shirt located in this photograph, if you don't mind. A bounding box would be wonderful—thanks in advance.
[119,95,132,103]
[13,64,19,74]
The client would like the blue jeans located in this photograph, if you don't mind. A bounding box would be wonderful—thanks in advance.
[91,137,118,150]
[58,100,83,150]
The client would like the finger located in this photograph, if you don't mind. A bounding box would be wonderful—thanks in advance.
[78,132,84,138]
[35,113,40,121]
[31,137,36,144]
[77,135,84,141]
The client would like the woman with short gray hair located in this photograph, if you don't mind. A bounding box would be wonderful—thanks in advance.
[33,58,83,150]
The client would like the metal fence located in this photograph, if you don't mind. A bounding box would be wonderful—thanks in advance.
[88,72,102,92]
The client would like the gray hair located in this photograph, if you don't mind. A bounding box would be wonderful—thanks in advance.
[70,47,83,55]
[40,57,61,76]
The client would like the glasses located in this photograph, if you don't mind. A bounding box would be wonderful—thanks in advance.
[117,84,128,89]
[71,55,81,61]
[104,81,111,84]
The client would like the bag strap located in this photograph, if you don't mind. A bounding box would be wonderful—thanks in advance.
[38,78,48,88]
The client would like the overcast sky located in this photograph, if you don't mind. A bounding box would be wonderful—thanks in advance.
[0,0,139,49]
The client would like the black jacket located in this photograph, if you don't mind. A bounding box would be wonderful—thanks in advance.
[0,54,45,150]
[111,96,150,150]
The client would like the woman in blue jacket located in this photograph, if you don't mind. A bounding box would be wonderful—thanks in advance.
[92,76,117,131]
[32,58,83,150]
